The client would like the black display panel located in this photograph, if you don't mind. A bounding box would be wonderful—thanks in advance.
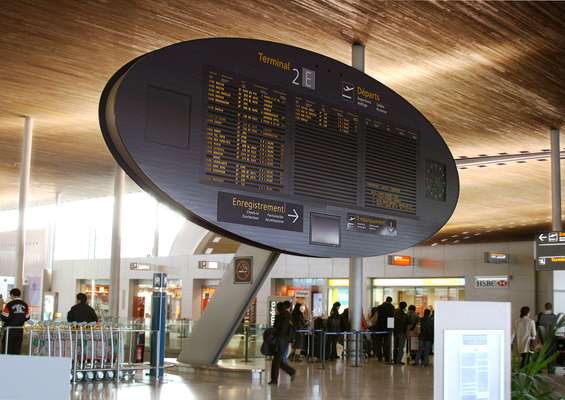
[99,38,459,257]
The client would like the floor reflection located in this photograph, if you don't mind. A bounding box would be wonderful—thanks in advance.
[71,359,434,400]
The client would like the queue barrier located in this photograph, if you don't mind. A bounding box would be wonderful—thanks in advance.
[2,322,166,383]
[292,329,389,368]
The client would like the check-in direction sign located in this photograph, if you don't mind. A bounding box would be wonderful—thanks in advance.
[535,231,565,270]
[217,191,304,232]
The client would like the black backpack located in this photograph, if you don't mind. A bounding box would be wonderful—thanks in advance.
[261,328,278,356]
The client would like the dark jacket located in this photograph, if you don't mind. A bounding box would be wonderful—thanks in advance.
[67,303,98,323]
[376,302,395,330]
[274,310,292,340]
[291,310,307,331]
[419,315,434,342]
[327,314,342,332]
[393,309,409,334]
[407,311,419,332]
[1,299,30,327]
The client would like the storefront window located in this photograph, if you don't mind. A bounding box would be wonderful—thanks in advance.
[131,279,182,322]
[372,279,465,315]
[78,279,110,320]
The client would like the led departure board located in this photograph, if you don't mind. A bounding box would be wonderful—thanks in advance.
[99,38,459,257]
[206,69,286,192]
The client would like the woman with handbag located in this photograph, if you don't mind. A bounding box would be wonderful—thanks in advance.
[514,306,536,368]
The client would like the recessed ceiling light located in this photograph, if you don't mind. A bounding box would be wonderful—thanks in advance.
[453,240,460,244]
[431,243,438,247]
[205,247,214,254]
[212,236,222,243]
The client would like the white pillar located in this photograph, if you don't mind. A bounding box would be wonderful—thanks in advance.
[551,127,561,231]
[537,127,561,313]
[16,117,33,290]
[47,192,61,275]
[349,42,365,332]
[153,198,159,257]
[110,167,124,319]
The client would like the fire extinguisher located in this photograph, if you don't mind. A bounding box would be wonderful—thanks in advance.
[135,332,145,363]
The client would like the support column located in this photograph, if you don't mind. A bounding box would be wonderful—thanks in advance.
[152,198,159,257]
[47,192,61,275]
[537,127,560,312]
[16,117,33,290]
[551,127,561,231]
[349,42,365,364]
[110,167,124,320]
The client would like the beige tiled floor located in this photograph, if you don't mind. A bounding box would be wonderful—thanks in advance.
[71,359,434,400]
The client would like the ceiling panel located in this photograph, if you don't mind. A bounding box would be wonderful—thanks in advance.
[0,1,564,243]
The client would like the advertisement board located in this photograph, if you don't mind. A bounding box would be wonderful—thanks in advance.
[444,330,504,400]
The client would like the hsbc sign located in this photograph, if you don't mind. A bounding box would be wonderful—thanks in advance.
[474,276,510,289]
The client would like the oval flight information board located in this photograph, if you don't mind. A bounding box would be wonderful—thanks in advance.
[99,38,459,257]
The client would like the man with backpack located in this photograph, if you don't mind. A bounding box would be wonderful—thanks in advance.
[269,302,296,385]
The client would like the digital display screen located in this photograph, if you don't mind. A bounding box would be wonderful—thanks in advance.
[204,67,419,215]
[206,69,286,192]
[310,213,341,246]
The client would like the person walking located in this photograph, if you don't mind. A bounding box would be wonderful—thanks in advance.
[269,302,296,385]
[1,288,30,354]
[393,301,409,365]
[375,297,395,362]
[67,293,98,323]
[515,306,536,368]
[414,309,434,367]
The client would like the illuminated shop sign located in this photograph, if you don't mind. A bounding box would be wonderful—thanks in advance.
[484,252,509,264]
[198,261,220,269]
[129,262,153,271]
[372,278,466,287]
[474,276,510,289]
[388,255,413,267]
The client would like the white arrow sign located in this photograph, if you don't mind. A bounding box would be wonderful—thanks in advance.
[539,233,547,242]
[288,209,299,223]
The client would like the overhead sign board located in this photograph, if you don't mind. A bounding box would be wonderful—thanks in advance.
[99,38,459,257]
[388,255,413,267]
[535,231,565,270]
[484,252,509,264]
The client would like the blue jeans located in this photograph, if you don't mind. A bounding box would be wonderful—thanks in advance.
[415,340,432,366]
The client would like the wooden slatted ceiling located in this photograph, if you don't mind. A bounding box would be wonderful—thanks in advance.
[0,1,564,243]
